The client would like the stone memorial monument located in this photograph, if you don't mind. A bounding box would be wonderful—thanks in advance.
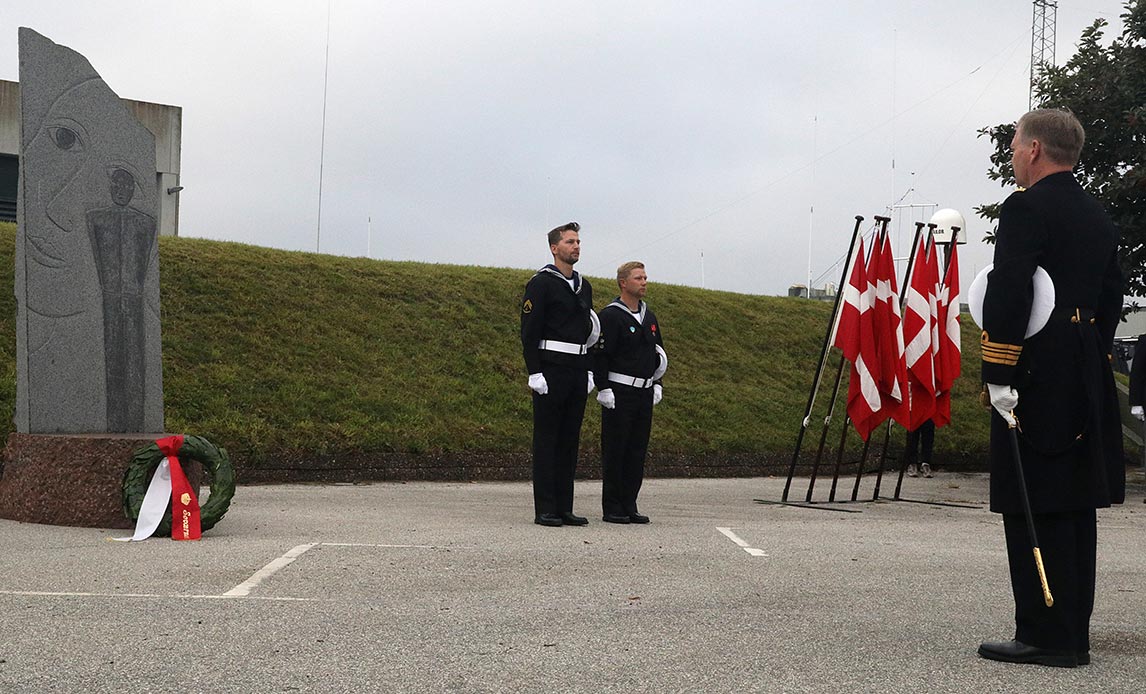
[15,27,163,433]
[0,29,187,528]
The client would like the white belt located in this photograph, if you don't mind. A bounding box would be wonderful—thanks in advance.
[608,371,655,388]
[539,339,587,355]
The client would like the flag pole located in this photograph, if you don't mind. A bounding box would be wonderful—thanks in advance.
[828,413,852,502]
[806,357,852,503]
[805,354,846,502]
[875,423,895,500]
[851,431,874,501]
[945,226,960,271]
[783,215,865,501]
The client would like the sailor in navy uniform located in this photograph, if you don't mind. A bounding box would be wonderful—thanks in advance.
[978,109,1124,668]
[520,222,599,527]
[593,261,666,524]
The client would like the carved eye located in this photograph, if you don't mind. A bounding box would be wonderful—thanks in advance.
[49,126,83,152]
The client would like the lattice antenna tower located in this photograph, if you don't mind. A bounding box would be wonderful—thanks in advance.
[1030,0,1058,108]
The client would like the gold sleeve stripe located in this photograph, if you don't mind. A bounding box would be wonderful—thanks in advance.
[982,353,1020,366]
[981,340,1022,354]
[980,350,1026,361]
[982,338,1022,366]
[981,347,1022,358]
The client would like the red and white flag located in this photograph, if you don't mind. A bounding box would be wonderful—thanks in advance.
[903,234,937,431]
[928,240,943,396]
[870,229,909,428]
[933,242,962,427]
[833,236,882,440]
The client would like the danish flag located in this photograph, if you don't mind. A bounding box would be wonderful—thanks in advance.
[869,229,909,428]
[933,242,961,426]
[903,234,937,431]
[832,236,882,440]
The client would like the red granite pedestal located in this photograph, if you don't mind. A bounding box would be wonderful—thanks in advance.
[0,433,202,529]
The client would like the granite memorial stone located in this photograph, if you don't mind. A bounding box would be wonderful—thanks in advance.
[15,27,164,434]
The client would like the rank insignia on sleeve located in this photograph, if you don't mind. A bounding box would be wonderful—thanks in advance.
[522,299,533,314]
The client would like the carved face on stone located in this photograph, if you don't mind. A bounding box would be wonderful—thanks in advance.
[23,79,155,275]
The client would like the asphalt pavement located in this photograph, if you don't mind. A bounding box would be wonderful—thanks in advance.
[1,470,1143,693]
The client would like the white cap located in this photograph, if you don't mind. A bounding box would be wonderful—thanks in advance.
[585,309,601,348]
[968,263,1055,338]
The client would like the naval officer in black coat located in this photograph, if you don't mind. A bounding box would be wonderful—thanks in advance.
[520,222,597,527]
[978,109,1124,668]
[593,261,666,524]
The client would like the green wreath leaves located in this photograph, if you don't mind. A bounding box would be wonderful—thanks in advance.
[122,435,235,536]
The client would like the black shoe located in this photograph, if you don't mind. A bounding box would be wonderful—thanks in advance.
[560,512,588,526]
[628,513,650,524]
[534,513,563,527]
[602,513,631,524]
[977,640,1078,668]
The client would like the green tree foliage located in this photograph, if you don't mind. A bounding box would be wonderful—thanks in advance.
[976,1,1146,300]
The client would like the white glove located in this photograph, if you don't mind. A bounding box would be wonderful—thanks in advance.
[597,389,616,409]
[528,373,548,395]
[987,383,1018,427]
[587,371,596,394]
[1132,405,1144,421]
[653,384,663,406]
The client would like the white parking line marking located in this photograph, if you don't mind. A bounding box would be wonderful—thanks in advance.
[717,527,768,557]
[1,542,436,602]
[321,543,434,548]
[222,542,319,597]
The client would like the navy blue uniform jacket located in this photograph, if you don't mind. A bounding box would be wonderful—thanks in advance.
[520,266,595,374]
[592,299,664,390]
[981,171,1124,514]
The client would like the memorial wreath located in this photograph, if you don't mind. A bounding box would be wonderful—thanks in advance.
[122,435,235,536]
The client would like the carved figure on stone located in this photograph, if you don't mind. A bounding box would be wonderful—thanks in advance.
[15,28,163,433]
[87,169,156,432]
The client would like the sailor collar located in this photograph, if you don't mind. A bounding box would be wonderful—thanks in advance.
[605,297,646,325]
[538,264,583,294]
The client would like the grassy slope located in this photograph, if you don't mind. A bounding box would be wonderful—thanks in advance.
[0,223,992,477]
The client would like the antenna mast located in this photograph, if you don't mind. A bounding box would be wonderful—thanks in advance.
[1030,1,1057,109]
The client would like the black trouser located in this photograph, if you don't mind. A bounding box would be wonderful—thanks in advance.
[1002,509,1097,653]
[600,385,654,516]
[532,364,587,516]
[903,420,935,465]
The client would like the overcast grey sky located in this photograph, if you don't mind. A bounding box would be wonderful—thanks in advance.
[0,1,1129,296]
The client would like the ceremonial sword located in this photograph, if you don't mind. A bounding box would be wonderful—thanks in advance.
[1007,412,1054,607]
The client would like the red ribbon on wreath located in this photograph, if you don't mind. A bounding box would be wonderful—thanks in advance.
[158,435,201,541]
[119,435,201,542]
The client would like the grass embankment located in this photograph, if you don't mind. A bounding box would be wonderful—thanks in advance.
[0,222,993,482]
